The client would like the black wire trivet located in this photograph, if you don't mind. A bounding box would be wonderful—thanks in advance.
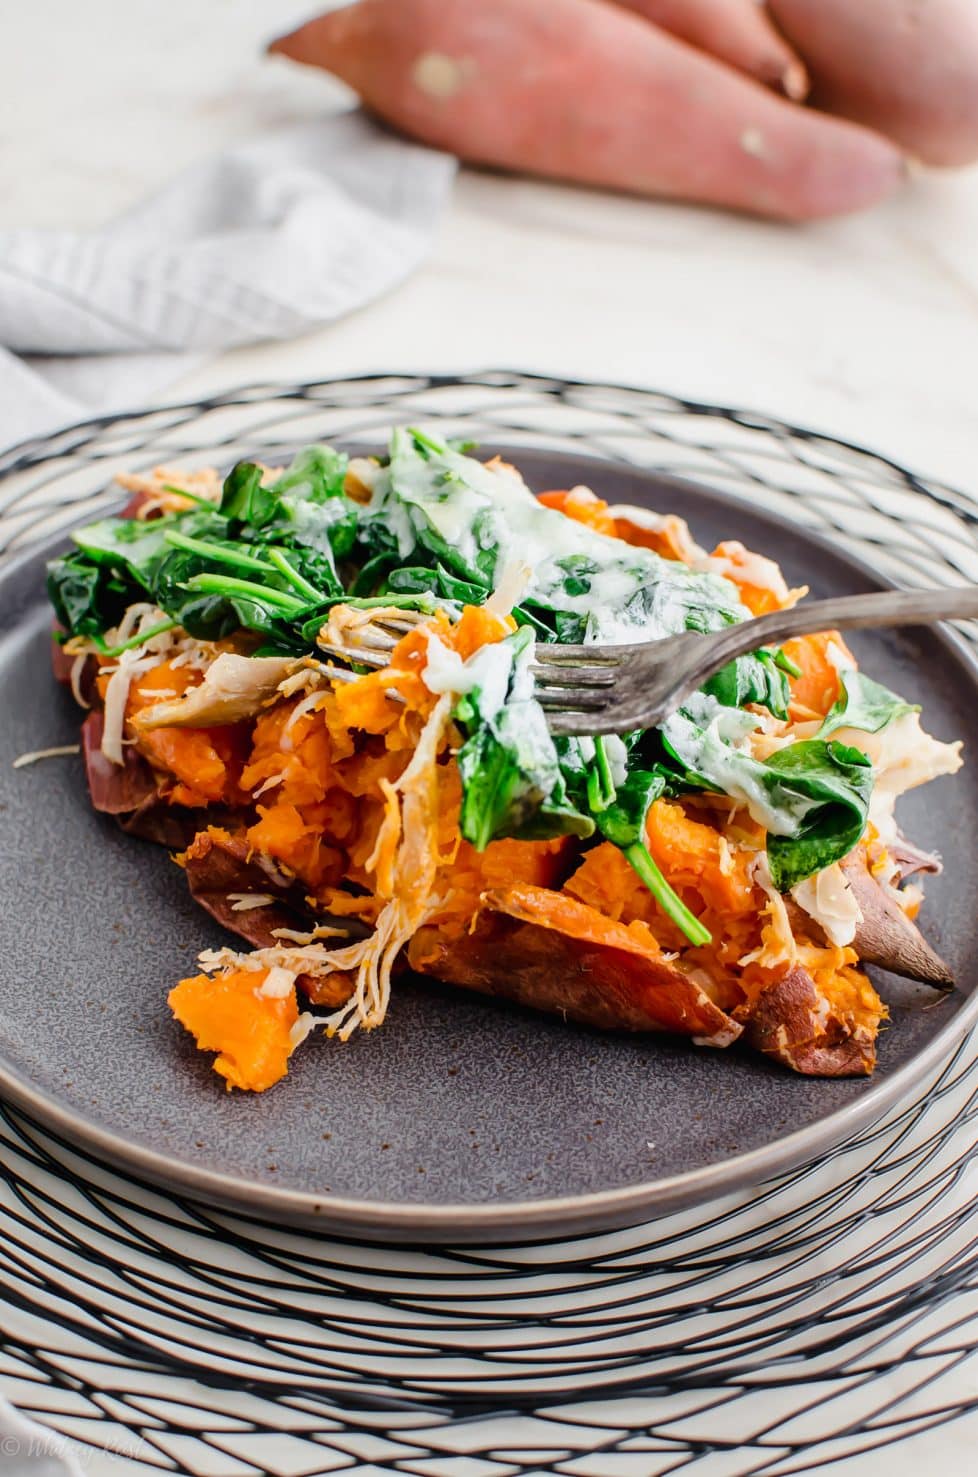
[0,372,976,1476]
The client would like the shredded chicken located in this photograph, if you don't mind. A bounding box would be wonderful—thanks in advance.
[133,653,296,731]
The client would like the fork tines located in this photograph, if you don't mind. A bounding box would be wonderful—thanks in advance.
[530,645,620,709]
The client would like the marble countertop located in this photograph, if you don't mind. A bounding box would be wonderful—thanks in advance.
[4,1,978,493]
[2,3,977,1474]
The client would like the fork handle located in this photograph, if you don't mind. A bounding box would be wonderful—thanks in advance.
[743,585,978,651]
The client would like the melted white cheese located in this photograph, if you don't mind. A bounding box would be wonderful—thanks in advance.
[791,863,863,947]
[834,711,963,846]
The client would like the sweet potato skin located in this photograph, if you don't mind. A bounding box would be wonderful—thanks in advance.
[785,849,953,988]
[182,828,310,950]
[768,0,978,165]
[842,854,953,989]
[612,0,808,97]
[746,968,877,1076]
[270,0,903,221]
[81,709,160,816]
[410,883,743,1044]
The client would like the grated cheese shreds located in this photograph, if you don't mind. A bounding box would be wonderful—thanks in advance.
[94,607,191,763]
[227,893,277,912]
[319,692,454,1040]
[739,854,798,969]
[269,923,349,945]
[289,1013,319,1051]
[70,653,92,709]
[252,772,286,799]
[486,556,533,617]
[281,687,328,747]
[365,777,402,899]
[101,650,161,764]
[256,965,296,1000]
[791,863,862,948]
[12,744,81,769]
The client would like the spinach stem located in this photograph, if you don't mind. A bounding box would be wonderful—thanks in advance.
[409,426,448,456]
[163,529,272,573]
[97,618,178,656]
[591,736,617,810]
[773,646,803,679]
[183,573,308,614]
[161,484,225,511]
[265,547,325,602]
[623,841,712,947]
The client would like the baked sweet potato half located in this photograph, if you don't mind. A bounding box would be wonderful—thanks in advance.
[47,433,962,1092]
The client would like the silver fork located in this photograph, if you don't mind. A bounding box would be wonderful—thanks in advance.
[532,587,978,735]
[315,588,978,735]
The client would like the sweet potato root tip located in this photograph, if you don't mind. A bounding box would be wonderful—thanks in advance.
[843,855,954,989]
[268,0,904,221]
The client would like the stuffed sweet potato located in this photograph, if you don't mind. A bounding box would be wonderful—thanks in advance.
[48,434,961,1091]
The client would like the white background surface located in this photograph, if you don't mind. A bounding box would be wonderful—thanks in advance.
[2,2,977,1473]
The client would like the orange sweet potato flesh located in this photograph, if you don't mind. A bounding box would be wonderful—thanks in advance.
[783,631,847,718]
[270,0,903,221]
[612,0,808,98]
[409,881,742,1044]
[169,968,299,1092]
[768,0,978,166]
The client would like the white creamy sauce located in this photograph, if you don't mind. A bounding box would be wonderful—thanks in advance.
[679,690,758,747]
[420,629,515,717]
[370,433,751,647]
[418,631,473,696]
[661,703,811,837]
[604,734,630,787]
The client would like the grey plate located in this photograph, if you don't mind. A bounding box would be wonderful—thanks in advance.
[0,449,975,1243]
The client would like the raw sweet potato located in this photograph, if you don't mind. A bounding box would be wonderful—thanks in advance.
[612,0,808,97]
[768,0,978,165]
[270,0,904,221]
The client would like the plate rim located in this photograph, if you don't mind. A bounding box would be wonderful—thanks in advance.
[2,441,977,1242]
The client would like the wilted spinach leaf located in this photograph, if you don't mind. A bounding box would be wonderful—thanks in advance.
[46,552,136,638]
[816,668,917,740]
[454,629,593,848]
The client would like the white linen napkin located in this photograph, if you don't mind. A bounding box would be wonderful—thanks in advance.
[0,111,456,452]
